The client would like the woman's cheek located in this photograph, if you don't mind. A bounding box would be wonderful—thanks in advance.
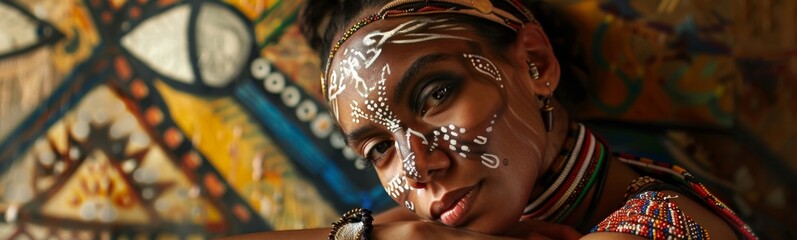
[426,76,503,131]
[381,172,417,213]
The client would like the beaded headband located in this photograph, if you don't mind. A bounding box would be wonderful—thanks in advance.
[321,0,536,99]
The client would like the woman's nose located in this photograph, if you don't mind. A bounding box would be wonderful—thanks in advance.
[397,130,450,188]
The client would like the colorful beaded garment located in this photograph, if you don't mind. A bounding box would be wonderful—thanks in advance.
[593,191,711,239]
[590,154,758,239]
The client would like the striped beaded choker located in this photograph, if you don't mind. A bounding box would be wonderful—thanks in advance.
[521,123,609,222]
[321,0,536,99]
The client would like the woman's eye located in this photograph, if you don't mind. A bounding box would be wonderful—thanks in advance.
[366,140,394,164]
[432,87,448,100]
[421,85,452,115]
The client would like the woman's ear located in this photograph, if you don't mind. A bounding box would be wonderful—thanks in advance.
[517,23,560,97]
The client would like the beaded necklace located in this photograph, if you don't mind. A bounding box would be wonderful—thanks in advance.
[519,126,757,239]
[521,123,609,222]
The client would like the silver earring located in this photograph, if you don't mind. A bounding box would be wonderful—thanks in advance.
[527,61,540,80]
[541,82,554,132]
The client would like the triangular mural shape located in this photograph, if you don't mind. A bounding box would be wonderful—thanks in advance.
[8,84,231,235]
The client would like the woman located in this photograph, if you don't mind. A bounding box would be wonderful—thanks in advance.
[233,0,758,239]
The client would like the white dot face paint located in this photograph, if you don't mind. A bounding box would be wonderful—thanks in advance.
[328,18,473,124]
[349,64,402,132]
[386,175,411,199]
[402,153,420,180]
[464,53,503,88]
[404,200,415,212]
[328,18,474,212]
[385,175,415,212]
[480,153,501,169]
[402,128,430,180]
[430,114,500,168]
[328,17,522,215]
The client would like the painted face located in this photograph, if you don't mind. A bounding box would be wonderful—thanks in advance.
[328,16,551,234]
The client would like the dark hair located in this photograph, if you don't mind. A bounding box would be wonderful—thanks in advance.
[299,0,588,114]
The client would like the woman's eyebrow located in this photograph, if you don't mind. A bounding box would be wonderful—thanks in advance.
[393,53,452,104]
[345,125,375,147]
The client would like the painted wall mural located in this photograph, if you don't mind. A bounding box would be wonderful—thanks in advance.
[0,0,388,238]
[0,0,793,239]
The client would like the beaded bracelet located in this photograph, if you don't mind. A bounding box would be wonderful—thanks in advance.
[329,208,373,240]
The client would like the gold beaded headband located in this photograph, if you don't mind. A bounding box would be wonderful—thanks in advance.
[321,0,536,99]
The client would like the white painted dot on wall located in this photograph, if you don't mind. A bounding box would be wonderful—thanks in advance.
[354,157,369,170]
[251,58,271,79]
[311,113,333,138]
[281,86,301,107]
[68,146,81,160]
[342,147,357,160]
[264,72,285,93]
[330,132,346,149]
[37,149,55,166]
[295,100,318,122]
[71,121,90,140]
[122,159,137,173]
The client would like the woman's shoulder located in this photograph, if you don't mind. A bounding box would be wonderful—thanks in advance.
[592,154,758,239]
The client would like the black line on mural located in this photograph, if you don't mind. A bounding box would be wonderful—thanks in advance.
[0,1,65,59]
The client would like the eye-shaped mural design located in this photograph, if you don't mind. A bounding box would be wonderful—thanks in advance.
[121,3,251,89]
[0,1,67,154]
[0,2,63,58]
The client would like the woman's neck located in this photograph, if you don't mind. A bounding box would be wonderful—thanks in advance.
[523,100,570,205]
[533,102,571,197]
[521,115,612,223]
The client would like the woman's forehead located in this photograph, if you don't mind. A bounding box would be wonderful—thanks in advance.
[328,16,478,72]
[327,17,485,126]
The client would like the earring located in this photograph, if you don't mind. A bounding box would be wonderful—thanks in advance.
[527,60,553,131]
[541,82,554,132]
[527,61,540,80]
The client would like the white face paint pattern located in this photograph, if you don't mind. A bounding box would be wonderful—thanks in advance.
[330,19,497,212]
[329,18,473,212]
[385,174,414,212]
[328,18,472,122]
[349,64,402,132]
[402,128,429,180]
[404,200,415,212]
[430,114,501,168]
[464,53,504,88]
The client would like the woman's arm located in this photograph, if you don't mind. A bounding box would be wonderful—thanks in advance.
[374,206,419,224]
[219,228,331,239]
[220,219,583,239]
[218,222,535,240]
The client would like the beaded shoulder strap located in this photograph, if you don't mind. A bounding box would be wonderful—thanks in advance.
[613,154,758,239]
[592,190,712,239]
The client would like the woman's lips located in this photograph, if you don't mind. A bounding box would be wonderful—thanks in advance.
[432,183,480,226]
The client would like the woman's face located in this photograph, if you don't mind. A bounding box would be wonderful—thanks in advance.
[328,17,552,234]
